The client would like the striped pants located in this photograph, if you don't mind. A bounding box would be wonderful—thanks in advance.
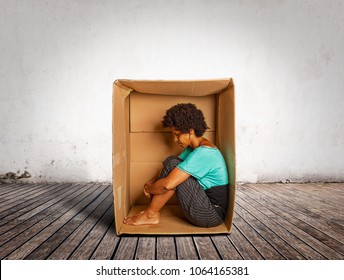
[159,156,226,228]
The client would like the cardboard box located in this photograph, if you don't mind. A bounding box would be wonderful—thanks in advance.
[113,78,236,235]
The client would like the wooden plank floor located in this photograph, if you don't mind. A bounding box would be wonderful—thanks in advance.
[0,182,343,260]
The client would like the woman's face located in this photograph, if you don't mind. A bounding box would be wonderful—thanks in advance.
[171,127,190,148]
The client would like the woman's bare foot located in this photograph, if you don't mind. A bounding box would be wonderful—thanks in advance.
[123,210,160,226]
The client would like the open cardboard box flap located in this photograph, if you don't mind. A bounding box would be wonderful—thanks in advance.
[113,78,236,235]
[118,79,231,96]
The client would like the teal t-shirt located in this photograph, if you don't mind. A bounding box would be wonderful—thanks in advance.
[177,146,229,190]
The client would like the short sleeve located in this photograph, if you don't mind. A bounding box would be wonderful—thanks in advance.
[178,147,192,161]
[177,148,212,179]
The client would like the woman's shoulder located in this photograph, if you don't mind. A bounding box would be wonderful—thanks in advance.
[196,145,218,154]
[200,138,216,148]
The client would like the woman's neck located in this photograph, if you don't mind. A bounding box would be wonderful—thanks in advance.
[190,137,216,149]
[190,137,204,149]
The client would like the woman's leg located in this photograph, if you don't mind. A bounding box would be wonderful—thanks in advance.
[162,157,224,227]
[123,190,175,225]
[175,177,224,227]
[123,156,224,227]
[123,156,180,226]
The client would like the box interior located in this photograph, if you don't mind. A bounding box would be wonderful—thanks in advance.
[113,79,235,235]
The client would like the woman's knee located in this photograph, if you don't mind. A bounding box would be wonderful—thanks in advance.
[163,156,182,171]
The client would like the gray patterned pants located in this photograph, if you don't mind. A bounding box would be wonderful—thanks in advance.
[159,156,225,228]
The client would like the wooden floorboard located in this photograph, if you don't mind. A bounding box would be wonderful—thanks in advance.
[156,236,177,260]
[135,237,156,260]
[175,236,198,260]
[113,236,138,260]
[239,184,344,258]
[0,182,343,260]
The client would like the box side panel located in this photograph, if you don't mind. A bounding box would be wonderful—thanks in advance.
[130,132,183,162]
[130,93,216,132]
[113,83,131,235]
[128,91,217,209]
[217,82,236,233]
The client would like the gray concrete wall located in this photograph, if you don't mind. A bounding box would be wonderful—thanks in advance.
[1,0,343,183]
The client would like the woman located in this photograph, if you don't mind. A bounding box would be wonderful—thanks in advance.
[123,103,229,227]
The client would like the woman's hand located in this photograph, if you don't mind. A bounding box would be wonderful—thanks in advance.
[143,170,160,199]
[142,167,190,197]
[143,183,152,199]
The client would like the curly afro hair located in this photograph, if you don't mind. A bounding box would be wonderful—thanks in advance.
[162,103,209,137]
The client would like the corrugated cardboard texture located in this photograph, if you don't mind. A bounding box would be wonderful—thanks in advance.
[130,93,216,132]
[113,78,235,235]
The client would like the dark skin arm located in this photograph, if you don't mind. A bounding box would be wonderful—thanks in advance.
[144,167,190,195]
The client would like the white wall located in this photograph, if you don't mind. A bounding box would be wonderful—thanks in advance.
[1,0,343,183]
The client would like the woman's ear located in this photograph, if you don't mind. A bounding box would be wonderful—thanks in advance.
[188,128,195,135]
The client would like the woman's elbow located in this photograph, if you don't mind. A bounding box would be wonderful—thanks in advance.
[164,180,178,191]
[164,185,176,191]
